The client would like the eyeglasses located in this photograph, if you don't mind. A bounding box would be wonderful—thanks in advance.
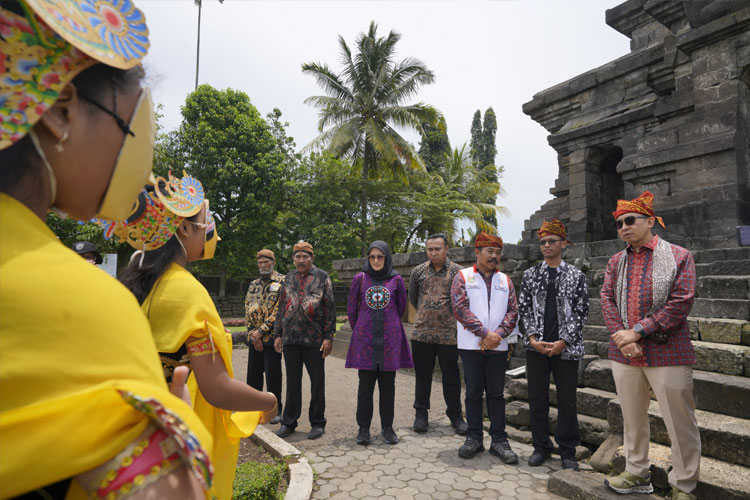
[616,215,649,230]
[539,239,562,247]
[368,255,385,261]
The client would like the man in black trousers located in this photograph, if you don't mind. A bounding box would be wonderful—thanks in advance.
[519,220,589,470]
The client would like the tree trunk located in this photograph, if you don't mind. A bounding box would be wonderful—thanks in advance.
[195,1,202,90]
[360,141,371,245]
[403,224,420,253]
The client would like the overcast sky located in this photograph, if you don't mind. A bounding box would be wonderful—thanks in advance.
[139,0,630,244]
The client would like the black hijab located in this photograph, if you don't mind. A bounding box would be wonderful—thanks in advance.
[362,240,398,280]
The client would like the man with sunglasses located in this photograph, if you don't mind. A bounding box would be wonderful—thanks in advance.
[601,192,699,500]
[519,220,588,471]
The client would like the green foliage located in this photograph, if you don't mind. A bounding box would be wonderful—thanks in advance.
[154,85,294,280]
[232,460,285,500]
[302,21,441,243]
[46,214,133,269]
[469,110,482,166]
[417,116,451,172]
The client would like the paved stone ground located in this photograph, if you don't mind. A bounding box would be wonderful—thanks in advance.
[233,347,565,499]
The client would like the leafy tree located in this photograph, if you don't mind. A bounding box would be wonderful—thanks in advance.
[417,116,451,172]
[155,85,292,280]
[302,21,441,244]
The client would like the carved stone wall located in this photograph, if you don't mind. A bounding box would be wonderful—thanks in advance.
[522,0,750,249]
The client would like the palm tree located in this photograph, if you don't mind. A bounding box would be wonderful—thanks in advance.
[194,0,224,90]
[435,143,507,235]
[302,21,440,243]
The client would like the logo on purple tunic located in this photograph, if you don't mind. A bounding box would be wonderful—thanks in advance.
[365,286,390,310]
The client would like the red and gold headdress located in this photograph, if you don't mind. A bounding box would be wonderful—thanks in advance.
[1,0,150,150]
[538,219,571,242]
[474,231,503,249]
[612,190,665,229]
[96,171,205,251]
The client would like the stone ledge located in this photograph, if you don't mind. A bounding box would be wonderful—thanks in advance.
[250,425,313,500]
[612,441,750,500]
[547,468,661,500]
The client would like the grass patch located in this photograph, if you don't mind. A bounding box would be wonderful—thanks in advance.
[232,460,287,500]
[227,326,246,333]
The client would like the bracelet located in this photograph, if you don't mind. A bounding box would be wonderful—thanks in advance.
[266,394,278,413]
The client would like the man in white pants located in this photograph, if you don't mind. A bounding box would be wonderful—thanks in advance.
[451,231,519,463]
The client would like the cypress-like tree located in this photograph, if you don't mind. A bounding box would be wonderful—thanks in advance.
[418,116,451,172]
[480,107,497,173]
[469,110,482,166]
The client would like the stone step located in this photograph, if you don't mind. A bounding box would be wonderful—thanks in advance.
[582,337,750,377]
[611,441,750,500]
[696,259,750,277]
[607,398,750,467]
[696,275,750,300]
[691,298,750,321]
[583,325,610,343]
[694,247,750,264]
[508,378,615,420]
[582,359,750,419]
[547,469,661,500]
[505,400,608,446]
[687,317,750,345]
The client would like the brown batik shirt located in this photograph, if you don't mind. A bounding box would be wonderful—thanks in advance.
[408,259,462,344]
[244,270,284,345]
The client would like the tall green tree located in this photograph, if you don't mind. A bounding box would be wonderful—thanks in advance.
[155,85,292,279]
[417,116,451,172]
[302,21,441,244]
[480,107,498,170]
[469,110,482,165]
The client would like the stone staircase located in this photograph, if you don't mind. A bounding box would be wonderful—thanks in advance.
[504,244,750,500]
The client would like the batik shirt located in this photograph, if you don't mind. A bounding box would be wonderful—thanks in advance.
[408,259,462,344]
[601,235,696,367]
[519,260,589,361]
[274,266,336,347]
[244,271,284,345]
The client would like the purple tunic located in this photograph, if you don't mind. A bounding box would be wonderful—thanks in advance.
[345,272,413,371]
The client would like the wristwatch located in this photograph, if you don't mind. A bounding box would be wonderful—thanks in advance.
[633,323,645,336]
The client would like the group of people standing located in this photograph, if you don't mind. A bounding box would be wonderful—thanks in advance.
[0,1,700,499]
[245,191,700,500]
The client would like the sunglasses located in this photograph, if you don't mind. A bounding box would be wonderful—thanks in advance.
[616,215,649,229]
[539,239,563,247]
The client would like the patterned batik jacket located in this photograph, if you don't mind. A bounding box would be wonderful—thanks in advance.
[600,235,696,367]
[408,259,462,345]
[274,266,336,347]
[244,271,284,346]
[519,260,589,361]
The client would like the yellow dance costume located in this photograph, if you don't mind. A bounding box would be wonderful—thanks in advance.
[0,194,213,498]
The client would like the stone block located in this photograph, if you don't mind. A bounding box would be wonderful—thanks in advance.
[588,298,605,327]
[583,359,616,393]
[687,317,700,340]
[697,318,747,344]
[691,298,750,321]
[587,240,626,257]
[697,260,750,277]
[743,323,750,346]
[583,325,611,343]
[693,370,750,420]
[694,247,750,264]
[500,243,527,261]
[696,276,750,300]
[693,340,749,376]
[547,468,661,500]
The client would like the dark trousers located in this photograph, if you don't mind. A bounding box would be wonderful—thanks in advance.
[526,349,580,458]
[281,344,326,429]
[459,349,508,442]
[411,340,462,420]
[356,369,396,429]
[247,344,283,415]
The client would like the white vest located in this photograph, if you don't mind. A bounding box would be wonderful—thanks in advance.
[457,266,511,351]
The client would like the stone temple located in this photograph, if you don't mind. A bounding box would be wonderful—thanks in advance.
[521,0,750,249]
[331,2,750,499]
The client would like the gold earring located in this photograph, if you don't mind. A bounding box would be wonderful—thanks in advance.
[55,131,68,153]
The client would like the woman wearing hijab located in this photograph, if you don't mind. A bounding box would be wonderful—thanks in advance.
[346,241,413,445]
